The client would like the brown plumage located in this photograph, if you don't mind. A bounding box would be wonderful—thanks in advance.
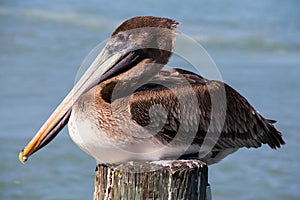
[130,68,284,149]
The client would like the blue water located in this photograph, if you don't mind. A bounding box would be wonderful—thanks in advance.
[1,0,299,199]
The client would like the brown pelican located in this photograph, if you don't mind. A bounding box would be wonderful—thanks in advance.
[19,16,285,165]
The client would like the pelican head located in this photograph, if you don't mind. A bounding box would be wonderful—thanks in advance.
[19,16,179,163]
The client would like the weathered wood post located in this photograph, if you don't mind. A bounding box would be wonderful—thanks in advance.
[93,160,210,200]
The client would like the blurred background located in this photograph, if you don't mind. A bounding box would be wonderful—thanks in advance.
[1,0,299,199]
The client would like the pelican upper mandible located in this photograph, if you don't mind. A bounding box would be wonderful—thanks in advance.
[19,16,285,165]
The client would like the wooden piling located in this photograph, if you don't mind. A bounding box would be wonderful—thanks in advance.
[93,160,209,200]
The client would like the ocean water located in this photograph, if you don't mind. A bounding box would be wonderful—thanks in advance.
[1,0,299,199]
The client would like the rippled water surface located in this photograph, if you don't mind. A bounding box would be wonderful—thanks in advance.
[1,1,299,199]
